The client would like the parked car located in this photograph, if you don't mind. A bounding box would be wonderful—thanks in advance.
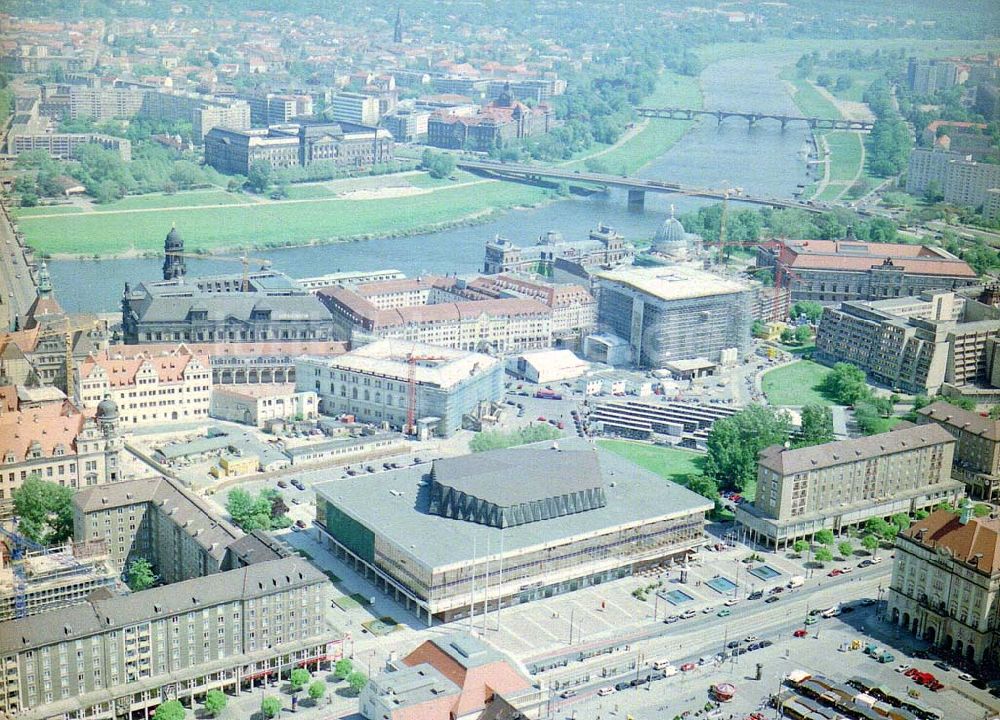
[744,635,759,644]
[933,661,952,672]
[559,689,577,699]
[680,663,696,672]
[597,687,614,696]
[680,609,696,619]
[895,664,911,673]
[765,596,779,604]
[277,480,288,488]
[295,519,307,528]
[727,640,741,649]
[805,616,817,626]
[724,598,740,606]
[717,609,731,617]
[664,615,679,624]
[794,629,808,638]
[748,590,763,600]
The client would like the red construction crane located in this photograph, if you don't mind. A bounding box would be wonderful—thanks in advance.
[406,352,447,435]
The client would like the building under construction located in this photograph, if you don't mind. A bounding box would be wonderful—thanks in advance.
[594,266,753,367]
[295,339,504,437]
[0,535,117,621]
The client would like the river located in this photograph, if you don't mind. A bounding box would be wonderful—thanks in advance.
[47,53,814,315]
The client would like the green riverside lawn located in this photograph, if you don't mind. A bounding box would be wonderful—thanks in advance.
[597,439,704,484]
[761,360,836,407]
[15,72,700,257]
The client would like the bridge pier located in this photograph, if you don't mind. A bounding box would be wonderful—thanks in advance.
[780,117,788,131]
[627,189,646,210]
[748,115,758,128]
[715,111,725,126]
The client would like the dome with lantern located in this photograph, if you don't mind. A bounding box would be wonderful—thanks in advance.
[652,206,689,257]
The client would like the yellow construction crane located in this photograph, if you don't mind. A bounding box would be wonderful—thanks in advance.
[163,251,273,292]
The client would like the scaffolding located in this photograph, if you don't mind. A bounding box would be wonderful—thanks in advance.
[1,523,114,621]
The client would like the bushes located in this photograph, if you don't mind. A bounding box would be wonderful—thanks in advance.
[470,424,561,453]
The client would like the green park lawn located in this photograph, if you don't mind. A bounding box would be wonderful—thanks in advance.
[96,189,245,211]
[597,439,704,484]
[780,70,841,121]
[761,360,836,406]
[562,70,701,175]
[17,180,549,256]
[825,131,864,183]
[11,205,84,217]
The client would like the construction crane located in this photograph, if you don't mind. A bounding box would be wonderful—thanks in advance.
[0,520,45,619]
[1,521,98,620]
[405,352,447,435]
[33,317,104,400]
[163,251,274,292]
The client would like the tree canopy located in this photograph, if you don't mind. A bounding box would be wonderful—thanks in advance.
[126,558,157,591]
[820,362,870,406]
[797,403,835,447]
[203,690,227,718]
[704,406,791,491]
[152,700,185,720]
[13,476,74,545]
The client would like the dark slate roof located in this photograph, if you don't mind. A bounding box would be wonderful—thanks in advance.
[428,448,607,527]
[0,559,323,654]
[314,437,713,568]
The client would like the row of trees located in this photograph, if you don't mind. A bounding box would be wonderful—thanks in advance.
[677,203,900,248]
[14,142,228,205]
[863,78,913,177]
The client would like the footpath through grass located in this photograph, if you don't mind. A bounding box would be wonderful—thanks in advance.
[761,360,836,407]
[18,180,549,256]
[597,439,704,483]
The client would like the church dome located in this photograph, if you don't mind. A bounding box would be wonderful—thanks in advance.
[652,208,687,255]
[96,395,119,420]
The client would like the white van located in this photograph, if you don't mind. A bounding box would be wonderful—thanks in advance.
[821,605,841,618]
[651,658,673,671]
[787,575,805,589]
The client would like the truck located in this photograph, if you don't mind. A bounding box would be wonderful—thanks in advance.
[535,389,563,400]
[787,575,805,589]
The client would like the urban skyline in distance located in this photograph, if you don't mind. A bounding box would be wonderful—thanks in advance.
[1,2,999,720]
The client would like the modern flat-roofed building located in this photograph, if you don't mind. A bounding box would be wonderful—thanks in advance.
[917,400,1000,501]
[759,239,978,303]
[0,558,332,720]
[381,109,430,143]
[138,88,251,143]
[735,424,963,548]
[887,507,1000,666]
[296,339,503,437]
[8,131,131,161]
[330,92,381,125]
[595,265,753,366]
[68,84,147,121]
[907,148,1000,209]
[814,289,1000,394]
[209,384,317,428]
[314,439,712,624]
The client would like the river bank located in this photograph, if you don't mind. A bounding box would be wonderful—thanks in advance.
[14,71,700,258]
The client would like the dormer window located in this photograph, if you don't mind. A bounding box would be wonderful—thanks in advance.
[3,452,14,464]
[54,445,66,457]
[28,441,43,460]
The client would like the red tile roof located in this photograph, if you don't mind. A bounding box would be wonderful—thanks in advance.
[0,402,90,463]
[902,509,1000,575]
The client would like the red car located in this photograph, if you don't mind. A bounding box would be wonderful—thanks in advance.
[680,663,696,672]
[828,569,843,577]
[537,416,546,422]
[793,629,808,638]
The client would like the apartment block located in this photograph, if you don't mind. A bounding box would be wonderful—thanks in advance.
[330,92,380,125]
[917,401,1000,501]
[736,424,964,548]
[138,89,251,143]
[814,290,1000,394]
[8,132,132,161]
[906,148,1000,210]
[68,85,146,121]
[0,558,331,720]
